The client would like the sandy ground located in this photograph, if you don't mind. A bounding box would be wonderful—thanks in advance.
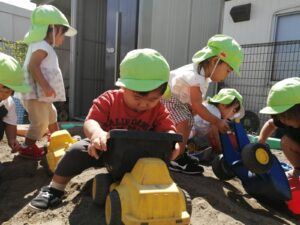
[0,127,299,225]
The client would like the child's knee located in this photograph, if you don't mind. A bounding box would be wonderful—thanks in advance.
[282,135,300,153]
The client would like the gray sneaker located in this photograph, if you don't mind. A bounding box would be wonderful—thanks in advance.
[29,186,64,210]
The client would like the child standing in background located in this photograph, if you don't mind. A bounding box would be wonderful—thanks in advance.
[15,5,77,159]
[190,88,244,156]
[0,53,31,152]
[259,77,300,178]
[162,34,244,174]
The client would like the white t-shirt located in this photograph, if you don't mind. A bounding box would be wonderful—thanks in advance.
[191,102,221,138]
[16,40,66,102]
[0,96,17,125]
[169,63,211,104]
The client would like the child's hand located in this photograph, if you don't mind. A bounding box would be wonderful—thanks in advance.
[170,143,180,160]
[88,132,109,159]
[43,85,56,97]
[216,119,230,133]
[8,139,20,153]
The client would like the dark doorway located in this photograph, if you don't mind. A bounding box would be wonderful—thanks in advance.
[74,0,139,118]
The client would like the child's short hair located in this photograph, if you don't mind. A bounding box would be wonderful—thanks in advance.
[197,56,224,74]
[135,82,168,96]
[24,4,77,44]
[115,48,170,92]
[0,53,30,93]
[192,34,243,75]
[274,104,300,121]
[47,25,69,36]
[260,77,300,115]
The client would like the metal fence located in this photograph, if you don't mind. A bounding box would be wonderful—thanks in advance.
[222,40,300,134]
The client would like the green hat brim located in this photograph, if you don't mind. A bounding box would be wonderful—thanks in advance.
[208,95,235,104]
[192,47,216,65]
[115,79,165,92]
[259,105,293,114]
[192,47,241,75]
[65,26,77,36]
[5,83,31,93]
[23,25,77,44]
[23,24,48,44]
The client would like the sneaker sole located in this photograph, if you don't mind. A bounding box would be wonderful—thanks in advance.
[28,202,47,211]
[169,166,203,175]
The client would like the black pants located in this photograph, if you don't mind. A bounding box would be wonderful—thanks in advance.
[55,139,105,177]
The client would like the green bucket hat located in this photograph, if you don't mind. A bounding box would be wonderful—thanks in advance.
[0,53,31,93]
[192,34,244,75]
[208,88,245,118]
[24,5,77,44]
[260,77,300,114]
[115,48,170,92]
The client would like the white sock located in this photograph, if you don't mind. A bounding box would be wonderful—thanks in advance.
[50,181,66,191]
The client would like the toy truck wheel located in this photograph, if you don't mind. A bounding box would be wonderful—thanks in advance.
[241,143,273,174]
[181,188,192,215]
[212,155,235,180]
[92,173,112,206]
[105,190,122,225]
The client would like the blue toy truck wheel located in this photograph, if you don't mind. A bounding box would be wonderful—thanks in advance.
[212,155,236,180]
[105,190,122,225]
[92,173,113,206]
[241,143,273,174]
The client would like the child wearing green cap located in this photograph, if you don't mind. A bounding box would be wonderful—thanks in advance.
[0,53,31,152]
[189,88,244,158]
[15,5,77,159]
[258,77,300,178]
[29,48,180,210]
[162,34,244,174]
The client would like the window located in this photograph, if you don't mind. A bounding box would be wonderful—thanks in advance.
[272,13,300,81]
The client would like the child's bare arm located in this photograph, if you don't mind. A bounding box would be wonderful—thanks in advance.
[5,124,20,152]
[258,119,277,144]
[208,125,222,154]
[84,119,109,159]
[190,86,229,133]
[28,50,56,97]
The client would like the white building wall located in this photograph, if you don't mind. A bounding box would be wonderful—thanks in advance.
[0,2,32,41]
[138,0,223,70]
[222,0,300,45]
[138,0,223,97]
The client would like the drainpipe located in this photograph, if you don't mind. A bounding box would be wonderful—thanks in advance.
[69,0,77,119]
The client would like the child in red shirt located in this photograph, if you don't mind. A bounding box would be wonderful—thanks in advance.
[29,48,180,210]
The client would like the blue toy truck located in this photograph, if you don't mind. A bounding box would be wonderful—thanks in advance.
[212,120,291,203]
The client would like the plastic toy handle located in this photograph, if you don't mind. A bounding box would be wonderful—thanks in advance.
[247,134,258,143]
[266,137,281,150]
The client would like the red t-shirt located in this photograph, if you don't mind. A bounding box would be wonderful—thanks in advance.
[86,89,176,132]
